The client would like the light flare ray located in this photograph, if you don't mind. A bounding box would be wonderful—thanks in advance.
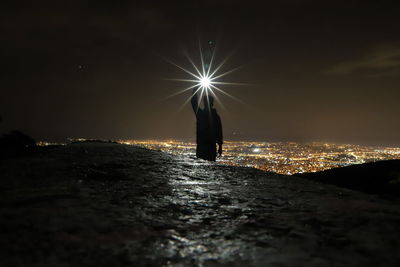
[197,86,206,112]
[209,88,227,112]
[163,78,198,83]
[209,54,231,78]
[164,84,199,100]
[206,44,217,77]
[198,39,206,77]
[177,87,202,112]
[210,65,244,81]
[184,51,203,78]
[211,81,251,86]
[163,57,201,80]
[164,41,247,110]
[210,84,246,104]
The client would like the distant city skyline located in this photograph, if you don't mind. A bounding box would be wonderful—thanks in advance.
[116,139,400,174]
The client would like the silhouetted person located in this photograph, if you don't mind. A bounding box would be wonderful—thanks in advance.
[191,88,223,161]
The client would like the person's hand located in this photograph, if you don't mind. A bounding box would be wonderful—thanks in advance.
[218,144,222,156]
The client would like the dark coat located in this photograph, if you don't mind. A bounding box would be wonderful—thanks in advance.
[191,93,223,161]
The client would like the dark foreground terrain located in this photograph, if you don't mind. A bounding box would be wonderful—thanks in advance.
[1,142,400,266]
[298,160,400,196]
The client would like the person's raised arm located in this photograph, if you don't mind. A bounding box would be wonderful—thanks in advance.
[191,87,199,114]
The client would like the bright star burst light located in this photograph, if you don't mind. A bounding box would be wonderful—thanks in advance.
[200,76,211,88]
[165,41,245,110]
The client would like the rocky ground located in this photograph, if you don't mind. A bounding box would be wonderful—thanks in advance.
[1,142,400,266]
[298,159,400,196]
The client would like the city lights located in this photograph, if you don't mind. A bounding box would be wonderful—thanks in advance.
[118,140,400,175]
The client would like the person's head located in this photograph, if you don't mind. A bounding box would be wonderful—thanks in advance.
[203,95,214,109]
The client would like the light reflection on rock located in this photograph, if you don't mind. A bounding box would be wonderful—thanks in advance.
[0,142,400,266]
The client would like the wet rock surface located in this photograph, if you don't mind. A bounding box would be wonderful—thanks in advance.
[1,142,400,266]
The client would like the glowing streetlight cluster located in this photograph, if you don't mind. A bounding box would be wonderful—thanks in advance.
[118,140,400,175]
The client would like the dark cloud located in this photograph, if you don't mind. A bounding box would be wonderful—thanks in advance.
[326,42,400,76]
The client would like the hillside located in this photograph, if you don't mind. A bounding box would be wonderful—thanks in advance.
[298,160,400,195]
[1,142,400,266]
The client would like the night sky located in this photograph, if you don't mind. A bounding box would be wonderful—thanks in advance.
[1,0,400,145]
